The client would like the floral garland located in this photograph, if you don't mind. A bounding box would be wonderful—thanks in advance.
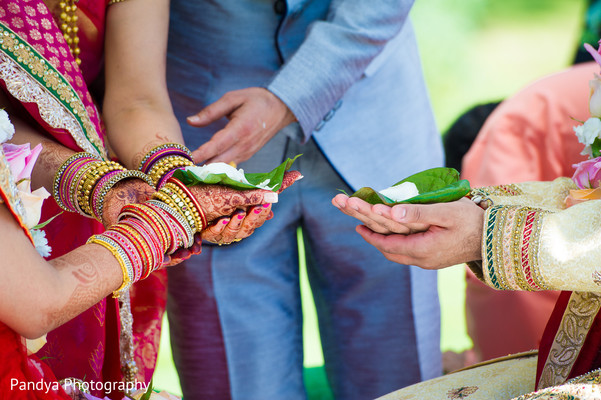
[0,109,52,257]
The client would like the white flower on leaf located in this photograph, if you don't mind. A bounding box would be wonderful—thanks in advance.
[379,181,419,202]
[574,117,601,145]
[0,109,14,144]
[186,162,276,190]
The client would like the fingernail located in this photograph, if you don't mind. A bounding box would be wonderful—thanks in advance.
[335,200,344,208]
[262,203,270,208]
[237,214,245,219]
[222,219,230,224]
[351,205,359,211]
[187,115,201,124]
[394,207,406,221]
[264,192,278,203]
[253,208,262,214]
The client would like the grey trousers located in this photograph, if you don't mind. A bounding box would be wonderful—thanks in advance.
[167,139,442,400]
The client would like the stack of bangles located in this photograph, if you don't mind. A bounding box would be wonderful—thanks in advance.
[137,143,194,188]
[88,176,207,297]
[53,152,154,221]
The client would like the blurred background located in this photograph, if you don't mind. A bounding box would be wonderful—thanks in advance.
[153,0,589,398]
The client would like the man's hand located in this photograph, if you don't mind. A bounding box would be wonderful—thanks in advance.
[187,87,297,165]
[333,196,485,269]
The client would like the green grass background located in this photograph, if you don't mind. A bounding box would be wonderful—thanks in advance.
[153,1,588,397]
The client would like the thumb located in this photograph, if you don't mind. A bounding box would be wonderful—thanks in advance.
[278,170,303,193]
[238,188,279,206]
[391,203,448,231]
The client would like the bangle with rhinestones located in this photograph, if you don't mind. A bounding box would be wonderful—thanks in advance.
[138,143,194,188]
[90,170,154,222]
[87,234,134,298]
[167,177,207,230]
[77,161,124,217]
[158,184,198,232]
[148,156,194,188]
[53,153,101,212]
[147,199,194,248]
[138,143,192,172]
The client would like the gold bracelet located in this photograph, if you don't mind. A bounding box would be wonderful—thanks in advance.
[87,235,133,298]
[148,156,194,186]
[162,182,203,232]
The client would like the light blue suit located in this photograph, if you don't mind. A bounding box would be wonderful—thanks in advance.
[166,1,444,399]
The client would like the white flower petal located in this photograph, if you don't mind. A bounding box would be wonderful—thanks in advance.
[0,109,15,144]
[379,182,419,202]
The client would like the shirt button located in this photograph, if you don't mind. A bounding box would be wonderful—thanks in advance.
[274,0,286,15]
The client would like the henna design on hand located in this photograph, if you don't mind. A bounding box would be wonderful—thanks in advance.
[101,179,155,227]
[131,134,172,169]
[44,246,116,330]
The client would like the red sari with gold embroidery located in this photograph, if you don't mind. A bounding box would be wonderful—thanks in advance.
[0,2,166,397]
[0,147,70,400]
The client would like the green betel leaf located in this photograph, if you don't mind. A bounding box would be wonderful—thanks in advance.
[350,167,471,205]
[174,154,301,191]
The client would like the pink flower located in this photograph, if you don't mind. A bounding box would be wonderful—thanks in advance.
[585,41,601,67]
[572,157,601,189]
[2,142,42,182]
[2,142,50,228]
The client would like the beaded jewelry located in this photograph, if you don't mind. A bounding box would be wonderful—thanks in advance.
[137,143,194,187]
[58,0,81,65]
[90,170,154,221]
[87,234,134,297]
[53,153,101,211]
[147,199,195,248]
[168,177,208,229]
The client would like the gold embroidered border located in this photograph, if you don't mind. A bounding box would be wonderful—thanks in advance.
[484,206,550,292]
[511,208,538,291]
[525,209,549,290]
[483,205,503,289]
[537,291,601,389]
[474,184,523,198]
[0,26,105,158]
[501,207,522,289]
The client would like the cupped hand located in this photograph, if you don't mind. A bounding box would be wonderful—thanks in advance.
[197,169,301,244]
[332,194,414,235]
[101,178,155,228]
[201,205,273,244]
[353,198,485,269]
[187,87,297,165]
[162,233,203,267]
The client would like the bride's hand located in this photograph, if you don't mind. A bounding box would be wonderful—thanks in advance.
[199,170,301,244]
[188,170,302,223]
[202,205,273,244]
[101,179,155,228]
[162,233,203,267]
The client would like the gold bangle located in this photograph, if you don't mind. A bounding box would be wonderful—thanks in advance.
[162,182,202,232]
[147,156,194,186]
[87,235,132,297]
